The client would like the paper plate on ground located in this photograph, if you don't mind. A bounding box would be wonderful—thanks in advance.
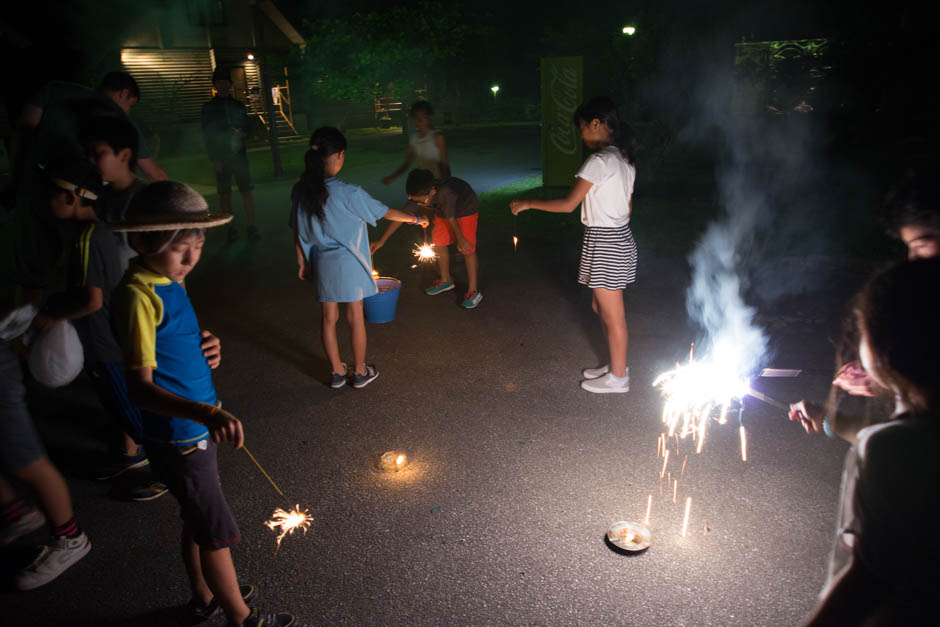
[607,520,651,552]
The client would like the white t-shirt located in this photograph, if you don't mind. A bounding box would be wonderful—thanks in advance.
[822,413,940,620]
[575,146,635,228]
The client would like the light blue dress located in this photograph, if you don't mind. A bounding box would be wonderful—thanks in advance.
[290,177,388,302]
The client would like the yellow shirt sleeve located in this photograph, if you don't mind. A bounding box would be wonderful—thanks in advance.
[114,282,162,370]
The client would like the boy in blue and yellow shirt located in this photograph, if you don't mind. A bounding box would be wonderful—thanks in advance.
[112,181,293,627]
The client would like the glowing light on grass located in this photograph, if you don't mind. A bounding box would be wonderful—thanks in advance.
[622,26,636,36]
[265,505,313,552]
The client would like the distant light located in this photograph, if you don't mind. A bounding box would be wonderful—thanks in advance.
[622,26,636,36]
[490,85,500,94]
[247,53,255,60]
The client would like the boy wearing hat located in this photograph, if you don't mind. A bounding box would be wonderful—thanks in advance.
[201,67,258,241]
[111,181,293,626]
[31,159,164,498]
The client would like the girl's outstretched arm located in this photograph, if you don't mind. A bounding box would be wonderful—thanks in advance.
[383,207,430,227]
[510,178,593,215]
[435,134,450,178]
[382,146,415,184]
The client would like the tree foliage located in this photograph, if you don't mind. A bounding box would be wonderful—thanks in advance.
[298,1,470,103]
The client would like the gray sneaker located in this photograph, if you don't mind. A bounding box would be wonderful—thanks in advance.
[15,531,91,590]
[0,508,45,546]
[580,370,630,394]
[243,607,295,627]
[581,364,609,379]
[330,363,349,389]
[351,365,379,389]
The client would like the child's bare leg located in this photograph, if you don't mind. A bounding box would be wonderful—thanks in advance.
[182,522,213,606]
[437,246,452,283]
[464,250,479,293]
[200,545,250,625]
[121,432,140,457]
[592,291,610,345]
[241,191,256,226]
[220,193,232,216]
[593,288,628,377]
[346,301,367,374]
[320,302,343,373]
[14,456,73,526]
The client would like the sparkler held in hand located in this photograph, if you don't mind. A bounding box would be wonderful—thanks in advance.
[241,445,314,552]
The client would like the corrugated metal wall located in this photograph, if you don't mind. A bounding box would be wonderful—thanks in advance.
[120,48,215,126]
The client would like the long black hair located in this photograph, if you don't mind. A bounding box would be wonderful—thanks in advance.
[573,96,637,166]
[295,127,347,221]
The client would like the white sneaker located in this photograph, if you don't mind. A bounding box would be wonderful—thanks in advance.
[580,371,630,394]
[15,532,91,590]
[582,364,609,379]
[0,508,45,546]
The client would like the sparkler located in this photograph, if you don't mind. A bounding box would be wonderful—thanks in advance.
[739,426,748,461]
[413,228,437,262]
[242,446,313,551]
[265,505,313,552]
[513,214,519,252]
[644,494,652,525]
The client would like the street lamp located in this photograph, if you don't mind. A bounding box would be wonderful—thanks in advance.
[622,25,636,36]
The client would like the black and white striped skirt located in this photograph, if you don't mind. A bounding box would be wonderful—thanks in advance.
[577,224,638,290]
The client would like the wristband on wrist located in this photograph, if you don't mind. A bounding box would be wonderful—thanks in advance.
[822,415,835,439]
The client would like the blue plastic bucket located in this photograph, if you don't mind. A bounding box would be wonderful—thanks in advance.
[363,277,402,323]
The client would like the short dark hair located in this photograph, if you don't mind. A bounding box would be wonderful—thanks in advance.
[212,66,232,83]
[405,169,434,196]
[410,100,433,117]
[80,115,139,170]
[98,71,140,100]
[883,168,940,237]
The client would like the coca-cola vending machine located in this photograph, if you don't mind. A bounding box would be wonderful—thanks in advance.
[540,56,602,187]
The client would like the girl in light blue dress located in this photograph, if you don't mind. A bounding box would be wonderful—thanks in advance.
[290,127,428,389]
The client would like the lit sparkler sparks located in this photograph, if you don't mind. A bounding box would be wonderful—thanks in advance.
[681,497,692,537]
[512,235,518,252]
[652,347,751,453]
[413,242,437,262]
[265,505,313,552]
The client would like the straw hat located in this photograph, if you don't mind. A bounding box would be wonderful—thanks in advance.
[109,181,233,232]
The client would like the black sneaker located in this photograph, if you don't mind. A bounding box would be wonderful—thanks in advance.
[351,365,379,389]
[243,607,295,627]
[186,584,256,623]
[330,363,349,389]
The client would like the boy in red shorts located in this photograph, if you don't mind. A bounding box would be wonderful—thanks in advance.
[371,168,482,308]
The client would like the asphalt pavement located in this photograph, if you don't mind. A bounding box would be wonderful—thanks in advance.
[3,125,871,626]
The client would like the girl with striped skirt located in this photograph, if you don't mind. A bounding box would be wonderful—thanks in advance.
[510,97,637,393]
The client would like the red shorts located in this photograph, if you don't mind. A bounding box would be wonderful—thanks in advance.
[432,214,478,252]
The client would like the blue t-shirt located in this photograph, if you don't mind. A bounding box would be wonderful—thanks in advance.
[290,177,388,302]
[113,262,214,446]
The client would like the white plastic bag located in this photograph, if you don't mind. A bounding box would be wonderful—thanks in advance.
[27,321,84,388]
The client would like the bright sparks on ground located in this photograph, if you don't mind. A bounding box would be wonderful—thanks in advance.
[265,505,313,551]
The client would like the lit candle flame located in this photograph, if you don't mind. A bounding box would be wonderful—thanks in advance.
[512,235,518,251]
[372,270,380,279]
[413,243,437,262]
[681,497,692,537]
[265,505,313,551]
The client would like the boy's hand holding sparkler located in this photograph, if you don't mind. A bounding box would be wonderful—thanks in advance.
[509,199,531,215]
[193,402,245,449]
[788,400,825,434]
